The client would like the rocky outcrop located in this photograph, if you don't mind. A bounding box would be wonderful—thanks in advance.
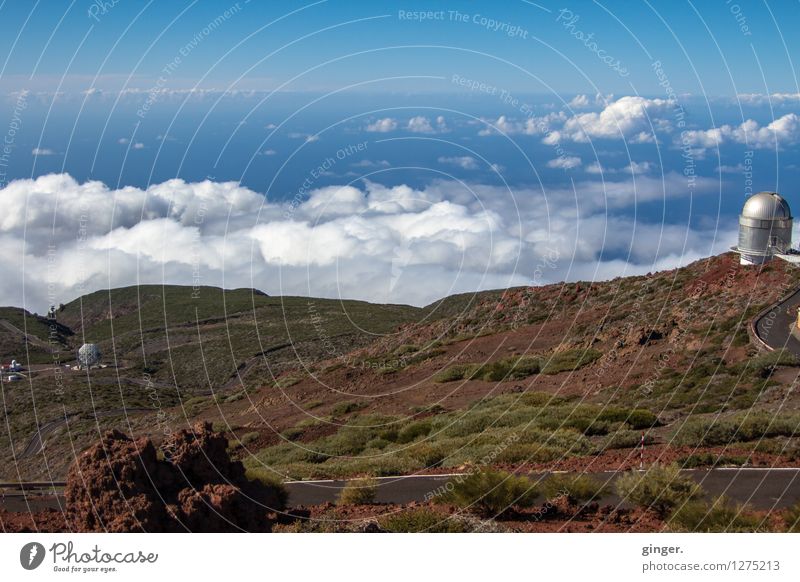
[65,422,284,532]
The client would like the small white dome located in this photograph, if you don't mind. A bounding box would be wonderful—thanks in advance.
[741,192,792,220]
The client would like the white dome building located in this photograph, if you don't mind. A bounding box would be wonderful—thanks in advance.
[737,192,793,265]
[77,343,102,368]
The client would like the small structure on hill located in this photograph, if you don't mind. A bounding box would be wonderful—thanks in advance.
[77,343,102,369]
[736,192,795,265]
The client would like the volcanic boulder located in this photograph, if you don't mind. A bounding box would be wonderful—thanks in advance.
[65,422,285,532]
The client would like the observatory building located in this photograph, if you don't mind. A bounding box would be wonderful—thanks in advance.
[736,192,794,265]
[77,343,102,369]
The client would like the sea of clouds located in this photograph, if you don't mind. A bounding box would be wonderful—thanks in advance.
[0,170,737,312]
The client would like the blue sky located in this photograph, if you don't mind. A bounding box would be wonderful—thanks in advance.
[0,1,798,95]
[0,1,799,310]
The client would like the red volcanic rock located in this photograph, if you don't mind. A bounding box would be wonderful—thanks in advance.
[65,423,284,532]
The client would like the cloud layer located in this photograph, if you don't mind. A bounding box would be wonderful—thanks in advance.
[0,173,731,311]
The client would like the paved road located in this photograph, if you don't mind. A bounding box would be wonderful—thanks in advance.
[753,286,800,355]
[0,319,52,350]
[3,468,798,512]
[284,468,800,510]
[18,408,153,459]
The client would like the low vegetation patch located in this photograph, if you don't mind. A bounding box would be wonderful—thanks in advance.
[337,477,379,505]
[379,508,472,533]
[672,413,800,447]
[668,496,767,532]
[245,392,662,480]
[437,469,539,517]
[615,464,703,519]
[432,349,601,383]
[541,473,608,505]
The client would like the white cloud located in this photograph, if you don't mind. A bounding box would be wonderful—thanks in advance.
[479,97,673,144]
[716,163,747,173]
[351,159,390,168]
[568,94,590,108]
[407,116,434,133]
[31,148,56,156]
[547,156,582,170]
[438,156,479,170]
[627,161,654,174]
[117,138,129,145]
[132,142,145,150]
[366,118,397,133]
[260,149,277,156]
[288,132,319,142]
[738,93,800,105]
[680,113,800,150]
[556,96,673,143]
[0,173,726,311]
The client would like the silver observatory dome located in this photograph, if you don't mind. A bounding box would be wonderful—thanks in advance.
[737,192,793,265]
[77,343,102,368]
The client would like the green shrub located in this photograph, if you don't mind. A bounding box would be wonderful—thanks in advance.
[393,344,418,355]
[542,473,609,505]
[599,408,659,429]
[379,508,472,532]
[615,464,703,518]
[396,420,432,443]
[784,502,800,532]
[602,430,653,450]
[337,477,379,505]
[432,364,477,383]
[438,469,539,517]
[495,443,562,464]
[540,349,602,374]
[331,401,366,416]
[405,443,446,467]
[669,496,766,532]
[244,467,289,508]
[224,390,246,403]
[673,413,800,446]
[211,421,232,433]
[469,356,540,381]
[281,427,304,441]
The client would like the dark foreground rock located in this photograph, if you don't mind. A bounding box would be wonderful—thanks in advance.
[65,422,284,532]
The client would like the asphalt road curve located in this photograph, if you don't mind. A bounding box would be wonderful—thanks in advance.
[18,408,153,460]
[753,286,800,354]
[3,468,798,513]
[284,468,800,510]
